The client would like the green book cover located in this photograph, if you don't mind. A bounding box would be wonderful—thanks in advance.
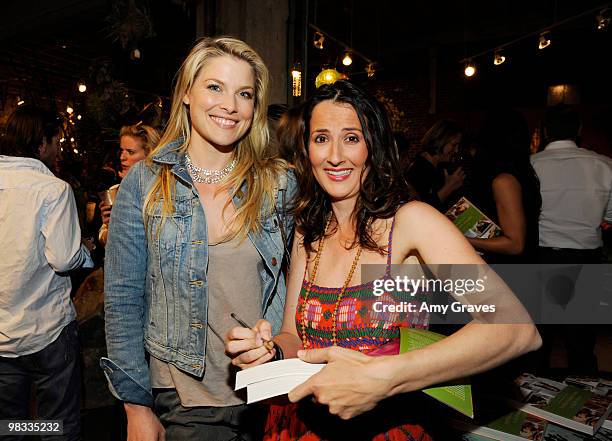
[399,328,474,418]
[458,408,548,441]
[445,197,501,239]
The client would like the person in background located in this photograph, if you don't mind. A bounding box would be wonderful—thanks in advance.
[102,36,295,441]
[465,109,541,263]
[0,105,93,441]
[267,103,288,157]
[405,119,465,211]
[531,104,612,375]
[98,123,160,246]
[275,102,304,166]
[226,81,541,441]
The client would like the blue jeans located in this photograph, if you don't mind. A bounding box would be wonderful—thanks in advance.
[0,321,81,441]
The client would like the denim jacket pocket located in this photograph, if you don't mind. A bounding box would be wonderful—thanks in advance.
[146,197,193,350]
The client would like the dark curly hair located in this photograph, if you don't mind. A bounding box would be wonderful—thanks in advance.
[294,80,415,254]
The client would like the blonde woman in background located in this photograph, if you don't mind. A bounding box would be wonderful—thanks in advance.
[101,37,294,441]
[98,124,160,246]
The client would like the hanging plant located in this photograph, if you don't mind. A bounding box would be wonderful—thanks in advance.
[106,0,155,54]
[85,59,136,137]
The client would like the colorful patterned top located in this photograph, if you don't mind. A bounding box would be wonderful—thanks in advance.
[264,219,433,441]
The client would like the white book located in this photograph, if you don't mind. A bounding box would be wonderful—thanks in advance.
[243,373,315,404]
[235,359,325,403]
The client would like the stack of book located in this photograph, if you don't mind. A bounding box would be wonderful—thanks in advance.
[457,373,612,440]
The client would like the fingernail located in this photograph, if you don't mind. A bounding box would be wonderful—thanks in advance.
[297,350,304,358]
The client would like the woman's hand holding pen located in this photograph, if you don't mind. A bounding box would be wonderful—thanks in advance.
[225,317,277,369]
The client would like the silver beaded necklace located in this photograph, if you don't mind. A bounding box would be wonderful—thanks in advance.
[185,154,237,184]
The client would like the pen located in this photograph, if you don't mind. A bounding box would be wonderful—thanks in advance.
[230,313,275,352]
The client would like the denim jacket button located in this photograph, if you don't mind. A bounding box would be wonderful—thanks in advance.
[271,257,278,266]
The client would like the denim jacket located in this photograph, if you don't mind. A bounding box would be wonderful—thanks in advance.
[100,140,295,407]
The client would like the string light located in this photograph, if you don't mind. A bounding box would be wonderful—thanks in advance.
[77,115,82,120]
[291,63,302,97]
[464,60,476,77]
[78,82,87,93]
[493,50,506,65]
[342,52,353,66]
[313,32,325,50]
[459,4,608,78]
[17,97,25,106]
[538,32,551,49]
[66,106,74,114]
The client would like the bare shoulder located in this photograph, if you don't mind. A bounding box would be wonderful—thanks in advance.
[394,201,483,264]
[393,201,451,249]
[492,172,520,189]
[396,200,449,228]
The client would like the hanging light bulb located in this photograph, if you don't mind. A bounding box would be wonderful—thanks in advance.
[493,50,506,66]
[365,63,375,78]
[17,96,25,106]
[66,105,74,114]
[130,48,141,60]
[291,63,302,97]
[596,9,610,30]
[538,32,551,50]
[77,115,82,120]
[313,32,325,50]
[78,82,87,93]
[464,60,476,77]
[342,52,353,66]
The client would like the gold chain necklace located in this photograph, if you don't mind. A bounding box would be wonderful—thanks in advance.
[300,214,363,349]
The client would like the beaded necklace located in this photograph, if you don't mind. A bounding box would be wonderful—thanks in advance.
[300,214,363,349]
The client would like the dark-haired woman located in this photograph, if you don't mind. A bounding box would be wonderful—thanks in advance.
[465,109,541,263]
[406,120,465,211]
[226,81,541,440]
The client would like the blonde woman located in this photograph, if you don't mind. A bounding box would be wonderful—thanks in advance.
[99,123,160,246]
[101,37,294,441]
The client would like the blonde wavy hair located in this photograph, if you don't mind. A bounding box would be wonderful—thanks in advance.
[144,36,285,241]
[120,123,160,155]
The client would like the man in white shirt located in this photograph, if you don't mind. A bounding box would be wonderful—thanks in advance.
[0,105,92,440]
[530,104,612,374]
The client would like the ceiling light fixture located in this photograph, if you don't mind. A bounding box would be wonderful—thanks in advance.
[493,50,506,65]
[464,61,476,77]
[313,32,325,50]
[596,8,610,30]
[538,32,551,49]
[342,52,353,66]
[365,63,375,78]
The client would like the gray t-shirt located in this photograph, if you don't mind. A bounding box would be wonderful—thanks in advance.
[150,234,263,407]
